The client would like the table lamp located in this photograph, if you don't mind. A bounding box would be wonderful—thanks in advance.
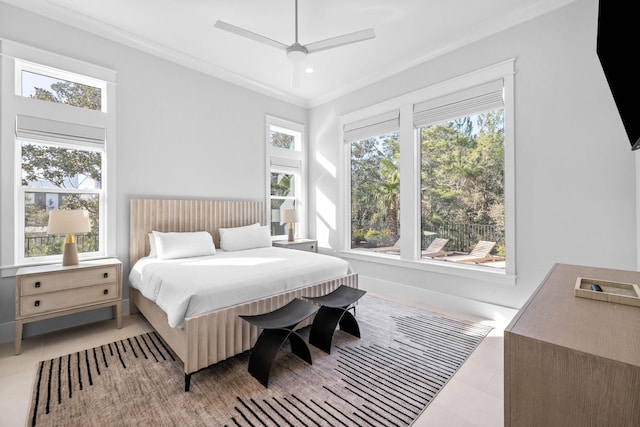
[47,209,91,266]
[282,209,298,242]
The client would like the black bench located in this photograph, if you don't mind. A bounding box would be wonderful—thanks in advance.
[305,285,367,353]
[239,298,319,387]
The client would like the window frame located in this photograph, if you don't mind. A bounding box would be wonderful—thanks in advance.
[339,60,516,283]
[0,39,117,275]
[265,115,306,240]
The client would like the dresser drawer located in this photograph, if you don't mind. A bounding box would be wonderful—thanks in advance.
[19,266,118,296]
[19,283,119,317]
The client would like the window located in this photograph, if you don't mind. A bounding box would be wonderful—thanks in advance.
[266,116,306,239]
[19,139,103,260]
[345,111,400,251]
[417,80,505,266]
[18,60,106,112]
[341,60,515,277]
[1,40,116,270]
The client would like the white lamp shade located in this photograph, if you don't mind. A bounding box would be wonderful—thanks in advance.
[282,209,298,224]
[47,209,91,235]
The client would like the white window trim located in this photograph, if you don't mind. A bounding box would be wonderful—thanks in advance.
[0,39,117,276]
[265,115,307,240]
[338,59,516,284]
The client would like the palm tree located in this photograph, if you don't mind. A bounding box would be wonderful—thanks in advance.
[377,170,400,241]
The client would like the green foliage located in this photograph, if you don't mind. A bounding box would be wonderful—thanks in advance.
[270,131,295,149]
[364,229,392,248]
[32,81,101,111]
[350,133,400,248]
[351,110,505,255]
[420,111,504,226]
[351,228,367,246]
[21,144,101,188]
[270,172,294,197]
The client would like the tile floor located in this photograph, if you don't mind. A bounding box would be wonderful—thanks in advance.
[0,292,508,427]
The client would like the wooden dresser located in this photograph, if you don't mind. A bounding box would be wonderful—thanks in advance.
[15,258,122,354]
[504,263,640,426]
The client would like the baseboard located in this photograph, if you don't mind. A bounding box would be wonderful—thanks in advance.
[359,275,518,327]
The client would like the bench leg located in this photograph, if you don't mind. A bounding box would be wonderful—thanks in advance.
[288,332,313,364]
[248,328,312,387]
[338,310,361,338]
[309,305,361,354]
[185,373,191,392]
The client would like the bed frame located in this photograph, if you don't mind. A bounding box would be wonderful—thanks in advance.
[128,198,358,390]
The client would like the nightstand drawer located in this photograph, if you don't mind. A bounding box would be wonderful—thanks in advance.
[19,266,118,296]
[289,241,316,252]
[19,283,119,317]
[272,239,318,253]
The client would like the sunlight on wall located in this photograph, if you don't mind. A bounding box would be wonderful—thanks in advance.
[316,216,330,247]
[315,150,336,177]
[316,189,336,247]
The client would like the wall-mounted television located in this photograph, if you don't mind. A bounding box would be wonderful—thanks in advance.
[596,1,640,150]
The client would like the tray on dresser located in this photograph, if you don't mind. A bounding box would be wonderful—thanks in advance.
[574,276,640,307]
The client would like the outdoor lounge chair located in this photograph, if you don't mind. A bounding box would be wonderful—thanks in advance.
[371,238,401,253]
[436,240,499,263]
[421,237,452,257]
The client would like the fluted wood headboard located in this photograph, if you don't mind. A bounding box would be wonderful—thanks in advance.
[129,199,265,267]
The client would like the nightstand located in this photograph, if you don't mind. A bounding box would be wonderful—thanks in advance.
[272,239,318,253]
[15,258,123,354]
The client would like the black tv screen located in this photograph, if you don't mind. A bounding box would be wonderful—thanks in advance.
[596,1,640,150]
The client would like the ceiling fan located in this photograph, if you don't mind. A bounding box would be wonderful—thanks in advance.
[214,0,376,88]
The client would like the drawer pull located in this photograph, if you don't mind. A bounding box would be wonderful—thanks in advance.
[35,300,40,307]
[103,289,109,295]
[35,281,41,288]
[103,272,109,278]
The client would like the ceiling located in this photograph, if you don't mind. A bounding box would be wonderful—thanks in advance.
[5,0,575,107]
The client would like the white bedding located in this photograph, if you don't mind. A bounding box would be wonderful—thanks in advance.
[129,246,352,328]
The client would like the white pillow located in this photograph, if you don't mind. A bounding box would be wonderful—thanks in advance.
[219,223,272,251]
[152,231,216,260]
[148,232,157,257]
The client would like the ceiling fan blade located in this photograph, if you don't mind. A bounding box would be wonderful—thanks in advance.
[215,21,288,51]
[305,28,376,54]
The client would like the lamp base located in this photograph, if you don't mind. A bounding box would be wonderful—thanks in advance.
[288,226,295,242]
[62,242,79,266]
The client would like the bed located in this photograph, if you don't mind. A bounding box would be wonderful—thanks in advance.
[128,198,358,390]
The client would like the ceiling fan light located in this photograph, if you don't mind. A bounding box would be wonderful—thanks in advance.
[286,43,307,62]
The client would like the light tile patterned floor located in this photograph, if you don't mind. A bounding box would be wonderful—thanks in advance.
[0,293,506,427]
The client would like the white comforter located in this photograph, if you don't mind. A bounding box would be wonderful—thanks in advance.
[129,246,352,328]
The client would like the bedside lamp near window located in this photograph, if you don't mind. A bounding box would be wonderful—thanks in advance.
[47,209,91,266]
[282,209,298,242]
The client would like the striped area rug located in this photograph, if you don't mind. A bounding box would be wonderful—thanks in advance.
[28,295,492,426]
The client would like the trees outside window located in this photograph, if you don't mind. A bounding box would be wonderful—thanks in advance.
[420,111,505,259]
[21,142,102,257]
[350,132,400,249]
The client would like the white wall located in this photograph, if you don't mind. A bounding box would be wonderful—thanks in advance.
[0,2,307,341]
[308,0,637,318]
